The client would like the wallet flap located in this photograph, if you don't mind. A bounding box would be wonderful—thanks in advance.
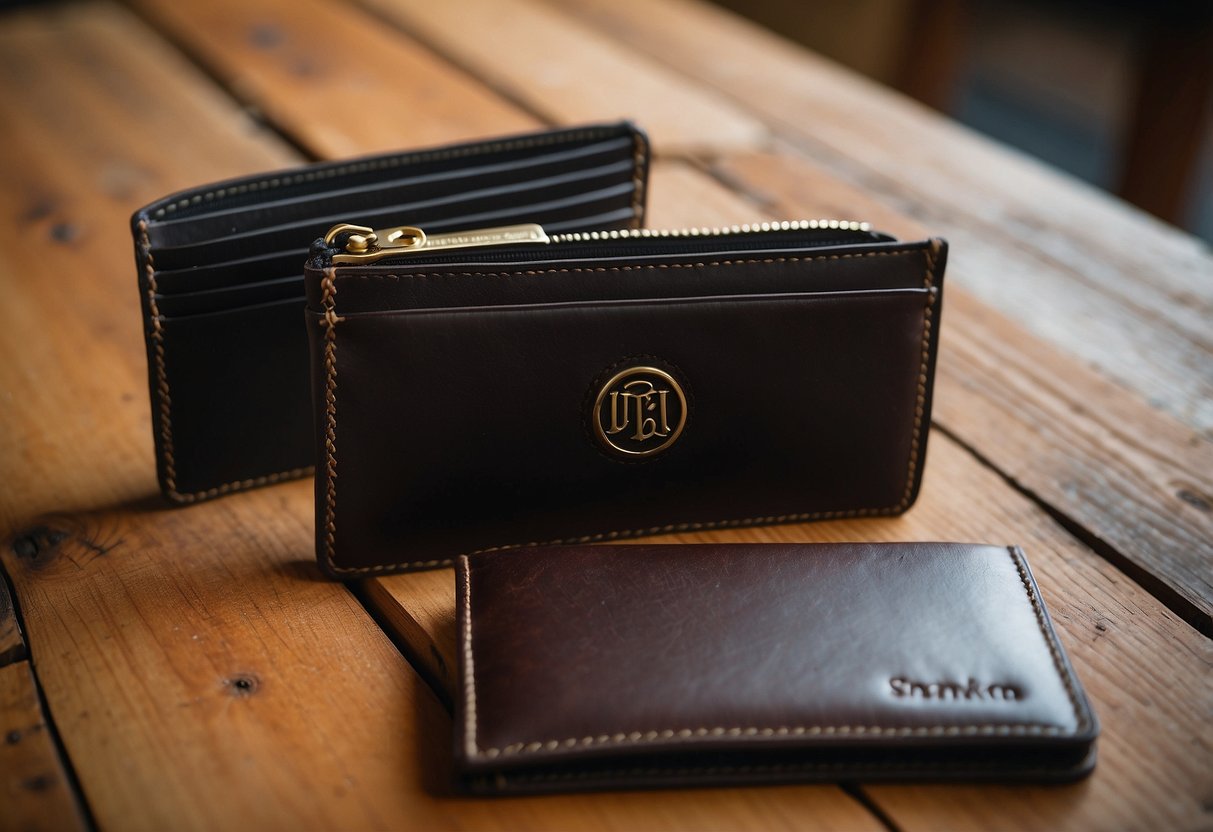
[456,543,1097,792]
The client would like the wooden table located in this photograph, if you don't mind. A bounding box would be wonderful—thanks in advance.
[1,0,1209,829]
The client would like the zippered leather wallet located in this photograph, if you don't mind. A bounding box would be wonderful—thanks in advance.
[132,122,649,503]
[306,219,947,576]
[455,542,1098,793]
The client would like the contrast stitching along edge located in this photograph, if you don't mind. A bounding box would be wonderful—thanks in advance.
[143,126,636,501]
[1007,545,1092,734]
[459,546,1080,761]
[321,269,341,570]
[321,246,941,575]
[459,556,478,759]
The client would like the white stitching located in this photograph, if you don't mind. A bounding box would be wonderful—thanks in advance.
[320,245,941,574]
[142,126,645,502]
[459,544,1089,760]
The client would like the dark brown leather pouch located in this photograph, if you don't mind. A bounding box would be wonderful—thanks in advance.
[306,218,947,576]
[132,122,649,503]
[455,542,1098,793]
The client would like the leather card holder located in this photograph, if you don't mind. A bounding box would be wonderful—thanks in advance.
[132,122,649,502]
[305,222,947,575]
[454,542,1098,793]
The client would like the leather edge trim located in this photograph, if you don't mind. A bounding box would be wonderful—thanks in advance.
[464,747,1099,793]
[1007,545,1098,737]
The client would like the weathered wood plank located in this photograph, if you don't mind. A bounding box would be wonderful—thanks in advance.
[0,4,883,829]
[709,149,1213,635]
[559,0,1213,435]
[356,0,768,154]
[0,662,89,832]
[126,0,539,158]
[0,1,300,527]
[370,433,1213,832]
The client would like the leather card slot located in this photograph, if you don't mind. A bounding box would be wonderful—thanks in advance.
[151,178,640,296]
[159,293,305,323]
[158,298,312,495]
[543,206,638,233]
[153,273,303,317]
[325,246,929,314]
[148,169,640,273]
[332,287,931,320]
[142,125,641,227]
[145,136,638,247]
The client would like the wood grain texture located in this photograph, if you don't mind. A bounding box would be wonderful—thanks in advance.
[0,662,88,832]
[126,0,539,158]
[0,1,299,527]
[357,0,768,154]
[710,149,1213,635]
[559,0,1213,435]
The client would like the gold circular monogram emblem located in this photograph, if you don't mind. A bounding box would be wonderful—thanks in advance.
[593,366,687,458]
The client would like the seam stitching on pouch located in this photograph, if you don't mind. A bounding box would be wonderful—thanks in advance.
[321,246,939,574]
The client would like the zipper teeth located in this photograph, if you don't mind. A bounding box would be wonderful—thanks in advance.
[549,219,870,244]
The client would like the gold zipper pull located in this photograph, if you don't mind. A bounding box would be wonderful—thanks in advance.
[325,222,549,264]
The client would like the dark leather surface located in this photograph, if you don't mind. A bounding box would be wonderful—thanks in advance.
[455,543,1098,793]
[306,234,947,575]
[132,122,650,502]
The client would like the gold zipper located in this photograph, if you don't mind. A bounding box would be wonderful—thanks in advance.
[325,218,872,264]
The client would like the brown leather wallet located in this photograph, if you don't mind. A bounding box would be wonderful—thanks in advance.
[455,542,1098,793]
[305,219,946,576]
[132,122,649,503]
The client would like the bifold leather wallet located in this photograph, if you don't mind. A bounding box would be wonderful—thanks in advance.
[306,218,946,575]
[455,542,1098,793]
[132,122,649,502]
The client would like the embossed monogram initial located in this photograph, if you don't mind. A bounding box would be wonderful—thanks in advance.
[592,365,687,458]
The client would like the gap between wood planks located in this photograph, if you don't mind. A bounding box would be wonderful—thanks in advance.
[0,567,93,832]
